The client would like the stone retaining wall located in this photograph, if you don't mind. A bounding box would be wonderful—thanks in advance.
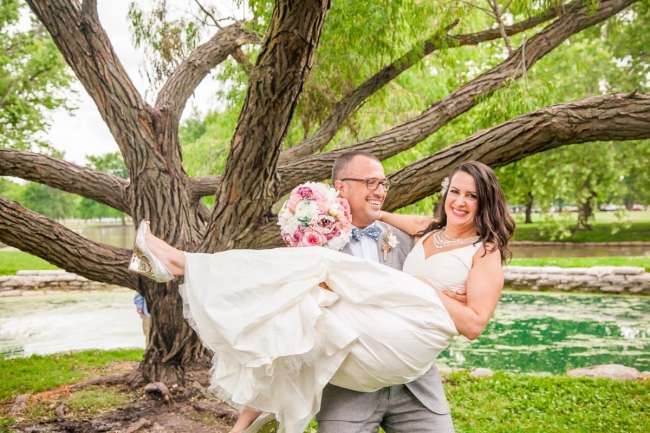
[2,267,650,295]
[505,266,650,294]
[0,270,122,294]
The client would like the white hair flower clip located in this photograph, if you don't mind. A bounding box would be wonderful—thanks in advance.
[440,176,450,195]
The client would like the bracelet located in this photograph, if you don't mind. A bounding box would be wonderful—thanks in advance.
[378,210,384,221]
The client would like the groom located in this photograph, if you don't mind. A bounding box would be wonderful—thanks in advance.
[316,150,455,433]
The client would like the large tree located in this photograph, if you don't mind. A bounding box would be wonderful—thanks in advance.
[1,0,650,384]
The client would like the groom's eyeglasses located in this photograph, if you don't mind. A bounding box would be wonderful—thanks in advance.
[340,177,391,191]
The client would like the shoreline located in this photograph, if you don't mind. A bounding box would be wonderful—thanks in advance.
[3,268,649,296]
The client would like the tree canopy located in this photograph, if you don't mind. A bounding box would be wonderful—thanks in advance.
[0,0,72,151]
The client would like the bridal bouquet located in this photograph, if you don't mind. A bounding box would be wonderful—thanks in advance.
[278,182,352,250]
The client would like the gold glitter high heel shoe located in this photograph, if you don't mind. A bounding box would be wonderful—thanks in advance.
[229,413,276,433]
[128,221,174,283]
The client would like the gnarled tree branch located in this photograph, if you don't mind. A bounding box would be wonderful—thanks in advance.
[277,2,563,163]
[155,22,259,121]
[277,0,636,195]
[200,0,331,252]
[25,0,157,169]
[0,197,137,289]
[0,149,130,214]
[383,92,650,210]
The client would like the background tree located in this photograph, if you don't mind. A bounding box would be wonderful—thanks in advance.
[77,152,129,222]
[1,0,650,385]
[493,1,650,230]
[0,0,72,151]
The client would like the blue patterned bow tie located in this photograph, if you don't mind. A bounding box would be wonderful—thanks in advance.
[350,225,382,242]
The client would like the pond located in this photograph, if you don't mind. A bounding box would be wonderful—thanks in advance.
[0,290,142,358]
[69,224,650,258]
[439,291,650,373]
[1,290,648,374]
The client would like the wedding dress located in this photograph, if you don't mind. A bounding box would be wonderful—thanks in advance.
[180,235,481,433]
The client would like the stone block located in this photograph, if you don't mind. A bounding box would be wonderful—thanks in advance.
[567,364,641,380]
[470,368,494,378]
[599,286,624,293]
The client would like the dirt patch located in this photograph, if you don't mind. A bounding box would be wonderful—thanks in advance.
[2,368,249,433]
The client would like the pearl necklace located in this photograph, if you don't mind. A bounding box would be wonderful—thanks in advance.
[431,228,479,249]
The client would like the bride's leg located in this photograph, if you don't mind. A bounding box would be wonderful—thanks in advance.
[228,406,262,433]
[144,227,186,276]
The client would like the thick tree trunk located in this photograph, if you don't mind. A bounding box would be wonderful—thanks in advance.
[138,280,211,384]
[525,192,534,224]
[128,151,208,384]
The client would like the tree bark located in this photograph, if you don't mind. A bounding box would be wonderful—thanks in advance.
[201,0,331,252]
[0,197,135,288]
[155,22,258,123]
[0,149,130,214]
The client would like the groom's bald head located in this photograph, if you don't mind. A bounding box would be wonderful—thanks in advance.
[332,151,380,181]
[332,151,386,228]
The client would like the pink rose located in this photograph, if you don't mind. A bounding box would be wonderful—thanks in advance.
[296,186,313,199]
[299,229,326,247]
[324,227,340,241]
[286,194,301,212]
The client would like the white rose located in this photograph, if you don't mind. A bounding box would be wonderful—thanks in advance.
[295,200,318,223]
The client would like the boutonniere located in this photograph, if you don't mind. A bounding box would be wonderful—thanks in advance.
[382,230,399,261]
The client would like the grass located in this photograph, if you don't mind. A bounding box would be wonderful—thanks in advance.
[0,349,142,402]
[510,256,650,272]
[65,386,131,415]
[1,351,648,433]
[0,251,58,276]
[446,371,649,433]
[514,220,650,242]
[513,211,650,242]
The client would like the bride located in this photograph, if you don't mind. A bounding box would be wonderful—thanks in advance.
[129,160,514,433]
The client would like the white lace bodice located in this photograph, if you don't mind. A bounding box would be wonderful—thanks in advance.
[403,231,482,294]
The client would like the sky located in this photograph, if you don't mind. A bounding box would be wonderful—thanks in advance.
[42,1,244,164]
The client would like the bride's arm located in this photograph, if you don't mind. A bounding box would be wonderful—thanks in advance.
[378,211,434,236]
[437,247,503,340]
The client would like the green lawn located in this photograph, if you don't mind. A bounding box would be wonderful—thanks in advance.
[510,256,650,272]
[513,211,650,242]
[0,349,142,402]
[446,371,649,433]
[1,351,647,433]
[0,251,58,276]
[514,220,650,242]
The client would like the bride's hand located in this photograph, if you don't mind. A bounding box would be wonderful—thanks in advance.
[441,289,467,304]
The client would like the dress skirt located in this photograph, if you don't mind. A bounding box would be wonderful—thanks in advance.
[180,246,457,433]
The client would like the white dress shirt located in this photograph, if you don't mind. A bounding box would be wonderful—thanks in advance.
[348,223,381,262]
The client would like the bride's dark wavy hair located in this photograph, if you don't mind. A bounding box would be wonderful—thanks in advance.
[419,161,516,263]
